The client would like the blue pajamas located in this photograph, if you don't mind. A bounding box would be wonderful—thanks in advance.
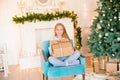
[48,50,80,67]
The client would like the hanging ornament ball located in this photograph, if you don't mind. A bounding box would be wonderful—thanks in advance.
[112,54,115,57]
[115,9,117,12]
[117,37,120,41]
[100,20,103,23]
[76,46,80,49]
[104,37,106,39]
[99,34,102,38]
[110,28,114,31]
[103,14,105,16]
[105,33,109,36]
[108,24,110,27]
[97,23,101,29]
[110,19,112,21]
[99,41,101,44]
[114,16,117,19]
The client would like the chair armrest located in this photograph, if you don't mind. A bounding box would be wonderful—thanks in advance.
[40,50,51,77]
[79,56,86,68]
[41,50,48,61]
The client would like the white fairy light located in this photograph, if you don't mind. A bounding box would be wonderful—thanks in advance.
[110,28,114,31]
[114,16,117,19]
[108,24,110,27]
[103,14,105,16]
[117,37,120,41]
[99,34,102,38]
[110,19,112,21]
[100,20,103,23]
[112,54,115,57]
[99,41,101,44]
[105,33,109,36]
[97,23,101,29]
[115,9,117,12]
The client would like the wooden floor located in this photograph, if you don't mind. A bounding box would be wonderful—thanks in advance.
[0,65,74,80]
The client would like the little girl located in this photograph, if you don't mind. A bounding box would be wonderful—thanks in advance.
[48,23,81,67]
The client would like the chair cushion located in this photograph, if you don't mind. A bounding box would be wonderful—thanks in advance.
[47,64,85,78]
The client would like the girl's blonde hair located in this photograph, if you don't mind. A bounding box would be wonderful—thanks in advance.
[54,23,70,40]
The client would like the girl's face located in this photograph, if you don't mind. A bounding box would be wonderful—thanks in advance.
[55,25,64,38]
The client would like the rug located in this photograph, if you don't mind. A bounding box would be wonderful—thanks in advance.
[108,71,120,80]
[74,72,108,80]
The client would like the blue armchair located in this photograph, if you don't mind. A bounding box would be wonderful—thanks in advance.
[40,40,86,80]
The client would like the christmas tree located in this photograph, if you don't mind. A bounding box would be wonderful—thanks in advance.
[87,0,120,59]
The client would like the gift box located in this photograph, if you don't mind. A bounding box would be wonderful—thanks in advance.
[106,62,118,73]
[86,67,93,73]
[93,57,99,73]
[119,63,120,71]
[51,39,74,57]
[99,56,108,70]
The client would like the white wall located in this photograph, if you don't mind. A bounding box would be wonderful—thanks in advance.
[0,0,98,65]
[0,0,21,65]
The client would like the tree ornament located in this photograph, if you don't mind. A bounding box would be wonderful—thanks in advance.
[100,20,103,23]
[103,14,105,16]
[99,34,102,38]
[114,16,117,19]
[104,37,106,39]
[108,24,110,27]
[105,33,109,36]
[112,54,115,57]
[110,19,112,21]
[97,23,101,29]
[114,9,117,12]
[117,37,120,41]
[110,28,114,31]
[99,41,101,44]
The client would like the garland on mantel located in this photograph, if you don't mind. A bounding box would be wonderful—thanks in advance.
[12,10,82,49]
